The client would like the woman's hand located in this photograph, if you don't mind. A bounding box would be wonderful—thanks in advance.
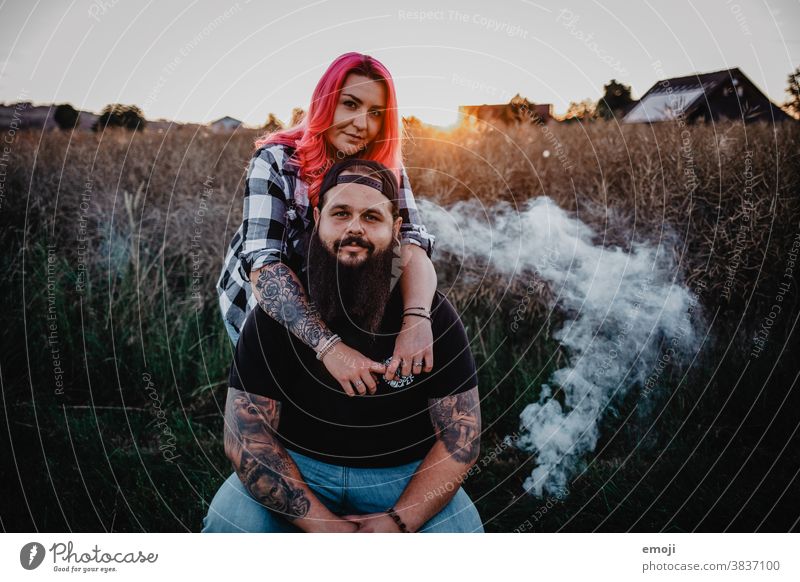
[385,316,434,380]
[322,342,386,397]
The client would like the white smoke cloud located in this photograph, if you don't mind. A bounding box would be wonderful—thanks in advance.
[421,196,702,497]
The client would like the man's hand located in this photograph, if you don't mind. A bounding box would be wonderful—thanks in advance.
[339,512,404,533]
[305,517,361,533]
[322,342,386,396]
[385,316,434,380]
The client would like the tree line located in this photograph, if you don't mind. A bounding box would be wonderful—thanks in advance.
[49,66,800,132]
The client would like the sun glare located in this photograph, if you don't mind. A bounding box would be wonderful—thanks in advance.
[401,108,461,129]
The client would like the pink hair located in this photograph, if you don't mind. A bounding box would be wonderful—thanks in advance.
[255,52,402,208]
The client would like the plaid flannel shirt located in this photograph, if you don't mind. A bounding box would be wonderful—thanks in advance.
[216,143,436,337]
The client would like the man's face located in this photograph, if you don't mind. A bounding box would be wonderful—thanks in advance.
[308,174,403,334]
[313,177,402,267]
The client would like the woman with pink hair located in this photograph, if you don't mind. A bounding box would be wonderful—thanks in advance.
[217,52,437,395]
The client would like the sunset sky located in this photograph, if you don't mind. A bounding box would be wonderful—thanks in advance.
[1,0,798,127]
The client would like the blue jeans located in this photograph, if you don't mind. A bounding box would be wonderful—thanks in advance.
[202,447,484,533]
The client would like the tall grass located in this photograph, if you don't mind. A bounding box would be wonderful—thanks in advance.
[2,120,798,532]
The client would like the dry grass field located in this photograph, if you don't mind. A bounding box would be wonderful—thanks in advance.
[1,119,798,531]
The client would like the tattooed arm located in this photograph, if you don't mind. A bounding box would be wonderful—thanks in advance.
[249,264,331,350]
[223,387,357,532]
[346,387,480,532]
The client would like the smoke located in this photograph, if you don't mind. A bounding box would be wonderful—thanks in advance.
[421,196,703,497]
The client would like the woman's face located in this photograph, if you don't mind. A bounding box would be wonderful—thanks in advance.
[324,73,386,158]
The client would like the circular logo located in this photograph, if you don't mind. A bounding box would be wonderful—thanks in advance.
[20,542,46,570]
[381,357,415,389]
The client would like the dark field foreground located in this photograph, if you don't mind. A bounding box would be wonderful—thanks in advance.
[1,120,799,531]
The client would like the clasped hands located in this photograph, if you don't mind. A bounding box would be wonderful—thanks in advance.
[313,512,406,533]
[320,316,434,397]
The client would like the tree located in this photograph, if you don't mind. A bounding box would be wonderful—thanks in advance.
[596,79,634,120]
[92,104,146,132]
[54,103,79,130]
[402,116,424,131]
[785,66,800,120]
[290,107,305,126]
[562,99,596,123]
[262,113,283,134]
[509,94,545,123]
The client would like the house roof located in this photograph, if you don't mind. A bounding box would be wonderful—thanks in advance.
[458,101,554,124]
[209,116,242,125]
[623,67,751,123]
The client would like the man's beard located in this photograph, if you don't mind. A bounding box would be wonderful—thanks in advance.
[306,229,397,335]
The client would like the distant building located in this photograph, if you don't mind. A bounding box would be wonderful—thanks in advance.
[0,102,57,130]
[459,95,553,127]
[147,119,182,133]
[0,102,100,131]
[209,116,243,132]
[623,67,790,124]
[77,111,99,131]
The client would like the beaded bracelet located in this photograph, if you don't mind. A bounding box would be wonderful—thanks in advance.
[315,334,341,361]
[318,334,340,357]
[385,507,409,533]
[316,334,336,354]
[316,338,340,361]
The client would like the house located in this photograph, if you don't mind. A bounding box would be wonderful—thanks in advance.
[0,102,99,131]
[459,95,553,127]
[623,67,790,124]
[209,116,243,132]
[0,102,57,130]
[147,119,183,133]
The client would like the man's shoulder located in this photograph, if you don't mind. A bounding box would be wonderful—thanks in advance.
[431,290,456,319]
[430,291,466,337]
[426,291,478,398]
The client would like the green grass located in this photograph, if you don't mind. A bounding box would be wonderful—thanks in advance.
[4,236,797,532]
[2,122,799,531]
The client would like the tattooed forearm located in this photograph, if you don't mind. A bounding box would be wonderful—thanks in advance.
[252,263,332,350]
[224,388,310,520]
[428,387,481,464]
[238,443,310,518]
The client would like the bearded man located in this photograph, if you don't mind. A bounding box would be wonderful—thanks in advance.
[202,159,483,533]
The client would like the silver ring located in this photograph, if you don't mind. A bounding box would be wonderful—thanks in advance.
[354,380,364,386]
[413,361,423,367]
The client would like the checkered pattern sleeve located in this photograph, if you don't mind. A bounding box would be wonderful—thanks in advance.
[397,166,436,258]
[216,145,294,337]
[238,146,294,279]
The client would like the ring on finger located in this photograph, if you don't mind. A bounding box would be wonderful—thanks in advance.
[413,360,423,368]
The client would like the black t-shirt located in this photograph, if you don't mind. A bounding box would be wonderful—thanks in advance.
[228,287,478,467]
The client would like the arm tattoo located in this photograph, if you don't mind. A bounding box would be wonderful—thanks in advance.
[428,387,481,464]
[224,388,310,520]
[254,263,332,350]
